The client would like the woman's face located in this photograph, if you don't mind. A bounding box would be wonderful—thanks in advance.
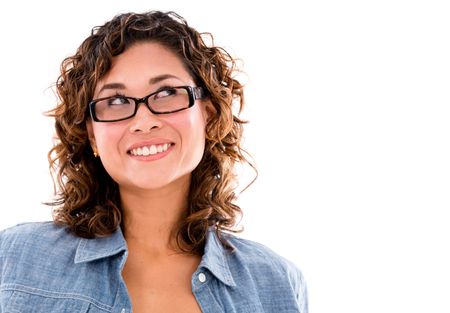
[86,42,209,193]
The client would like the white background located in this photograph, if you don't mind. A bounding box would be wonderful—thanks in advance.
[0,1,449,312]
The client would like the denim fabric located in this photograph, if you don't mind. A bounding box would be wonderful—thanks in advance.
[0,222,307,312]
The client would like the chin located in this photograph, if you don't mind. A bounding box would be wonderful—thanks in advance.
[120,173,191,192]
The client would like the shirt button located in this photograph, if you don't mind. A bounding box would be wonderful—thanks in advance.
[198,272,206,283]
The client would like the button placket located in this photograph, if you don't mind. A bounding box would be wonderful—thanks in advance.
[198,272,207,283]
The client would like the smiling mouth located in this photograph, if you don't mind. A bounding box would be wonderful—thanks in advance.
[128,143,172,156]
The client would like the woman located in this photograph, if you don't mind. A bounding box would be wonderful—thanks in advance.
[0,11,307,313]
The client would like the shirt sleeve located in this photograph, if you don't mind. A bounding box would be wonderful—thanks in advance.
[0,229,4,284]
[296,267,309,313]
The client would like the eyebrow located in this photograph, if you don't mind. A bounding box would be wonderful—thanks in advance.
[98,74,182,94]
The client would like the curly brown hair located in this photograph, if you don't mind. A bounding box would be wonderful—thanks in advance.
[46,10,255,254]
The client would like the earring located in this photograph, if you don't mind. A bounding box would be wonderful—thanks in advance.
[93,147,99,158]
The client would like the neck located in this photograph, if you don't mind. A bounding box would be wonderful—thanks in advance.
[120,175,191,255]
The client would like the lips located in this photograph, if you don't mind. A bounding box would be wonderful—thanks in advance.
[129,143,172,156]
[126,139,175,158]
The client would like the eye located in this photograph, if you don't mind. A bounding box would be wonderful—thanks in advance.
[107,96,130,106]
[154,87,178,99]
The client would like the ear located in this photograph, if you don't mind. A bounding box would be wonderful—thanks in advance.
[203,100,216,123]
[86,119,97,150]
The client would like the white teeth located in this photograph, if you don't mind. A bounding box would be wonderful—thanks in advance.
[130,143,171,156]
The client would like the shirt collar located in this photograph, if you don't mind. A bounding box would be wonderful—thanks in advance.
[73,226,237,287]
[199,228,237,287]
[74,229,127,263]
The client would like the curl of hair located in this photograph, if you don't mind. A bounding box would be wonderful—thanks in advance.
[46,11,255,255]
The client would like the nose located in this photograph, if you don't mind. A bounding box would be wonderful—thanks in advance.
[128,102,163,133]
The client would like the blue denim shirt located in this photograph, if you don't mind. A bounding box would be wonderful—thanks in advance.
[0,222,307,312]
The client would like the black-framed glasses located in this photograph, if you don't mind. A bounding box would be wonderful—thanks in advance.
[88,86,207,122]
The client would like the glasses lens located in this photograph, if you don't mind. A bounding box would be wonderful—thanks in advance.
[149,87,190,113]
[94,96,135,121]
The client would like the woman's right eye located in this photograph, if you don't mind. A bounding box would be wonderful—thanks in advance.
[107,97,129,106]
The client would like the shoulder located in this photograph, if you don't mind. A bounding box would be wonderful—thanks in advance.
[213,233,308,312]
[227,234,306,294]
[1,221,73,244]
[1,221,64,235]
[226,233,301,276]
[0,223,129,310]
[0,221,79,262]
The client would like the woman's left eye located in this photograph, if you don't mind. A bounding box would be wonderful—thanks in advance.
[154,88,177,99]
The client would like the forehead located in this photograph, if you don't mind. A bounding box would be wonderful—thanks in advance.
[95,42,193,94]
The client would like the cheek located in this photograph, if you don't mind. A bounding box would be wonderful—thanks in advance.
[167,109,207,155]
[92,124,123,154]
[173,109,206,139]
